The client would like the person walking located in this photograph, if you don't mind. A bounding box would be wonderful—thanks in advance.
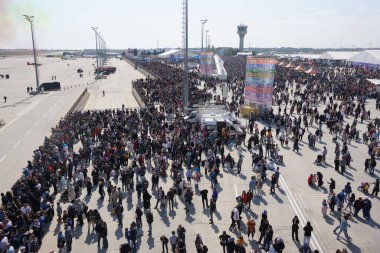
[335,214,352,241]
[262,225,273,251]
[247,219,256,240]
[146,209,153,236]
[57,231,66,253]
[292,216,299,241]
[64,225,73,252]
[169,231,178,253]
[160,235,169,253]
[372,179,379,197]
[209,198,216,224]
[219,231,231,253]
[303,221,313,248]
[200,189,209,209]
[258,219,269,245]
[115,203,124,228]
[155,187,164,210]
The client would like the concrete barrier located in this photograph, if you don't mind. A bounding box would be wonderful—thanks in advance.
[132,86,146,108]
[66,88,88,116]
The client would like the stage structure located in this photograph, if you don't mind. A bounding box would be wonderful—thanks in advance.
[241,57,276,117]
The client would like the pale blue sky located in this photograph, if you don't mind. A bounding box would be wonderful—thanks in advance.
[1,0,380,49]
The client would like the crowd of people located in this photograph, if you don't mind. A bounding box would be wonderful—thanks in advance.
[0,55,379,253]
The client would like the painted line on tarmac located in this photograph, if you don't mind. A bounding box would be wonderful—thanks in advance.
[279,176,324,253]
[0,155,7,163]
[43,113,47,118]
[0,93,52,134]
[234,184,238,197]
[13,140,21,149]
[25,129,32,136]
[35,121,40,126]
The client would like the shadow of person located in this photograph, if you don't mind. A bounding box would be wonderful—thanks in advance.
[211,223,219,233]
[115,226,123,240]
[324,215,335,225]
[147,236,155,249]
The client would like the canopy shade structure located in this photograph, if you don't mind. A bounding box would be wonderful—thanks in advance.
[213,54,227,80]
[305,65,317,75]
[319,51,359,61]
[348,50,380,68]
[157,49,197,59]
[294,64,304,71]
[285,62,295,68]
[278,61,285,66]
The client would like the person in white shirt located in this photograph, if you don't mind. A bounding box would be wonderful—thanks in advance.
[20,204,31,215]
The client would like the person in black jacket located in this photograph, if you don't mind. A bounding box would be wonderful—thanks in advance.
[292,215,300,241]
[160,235,169,253]
[262,225,273,251]
[303,221,313,248]
[146,209,153,236]
[219,231,231,253]
[226,237,236,253]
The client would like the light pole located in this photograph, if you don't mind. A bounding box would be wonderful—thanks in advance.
[205,30,209,50]
[200,19,207,52]
[208,34,211,50]
[23,15,40,91]
[91,27,99,70]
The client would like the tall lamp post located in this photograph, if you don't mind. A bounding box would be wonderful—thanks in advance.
[91,27,99,70]
[200,19,207,52]
[205,30,209,50]
[23,15,40,91]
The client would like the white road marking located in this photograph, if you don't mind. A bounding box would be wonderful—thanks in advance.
[25,129,32,136]
[279,176,324,253]
[48,108,52,112]
[234,184,238,197]
[43,113,47,118]
[13,140,21,149]
[0,155,7,163]
[35,121,40,126]
[0,93,52,133]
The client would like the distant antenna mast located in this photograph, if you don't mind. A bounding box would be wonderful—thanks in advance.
[182,0,189,108]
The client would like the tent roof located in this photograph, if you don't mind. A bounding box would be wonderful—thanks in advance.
[285,62,295,68]
[305,65,317,75]
[348,50,380,65]
[367,79,380,85]
[158,49,181,58]
[319,51,359,60]
[294,64,304,71]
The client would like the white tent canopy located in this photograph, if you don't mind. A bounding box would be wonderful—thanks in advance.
[348,50,380,67]
[157,49,197,59]
[157,49,182,59]
[319,51,359,61]
[213,54,227,80]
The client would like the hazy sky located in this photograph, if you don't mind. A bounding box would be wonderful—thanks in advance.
[1,0,380,50]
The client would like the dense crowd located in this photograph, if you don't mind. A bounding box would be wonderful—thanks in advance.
[0,56,379,253]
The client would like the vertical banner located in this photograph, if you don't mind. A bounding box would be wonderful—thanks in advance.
[244,57,275,108]
[200,52,215,76]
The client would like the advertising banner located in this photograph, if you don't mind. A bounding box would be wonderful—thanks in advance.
[244,57,275,108]
[200,52,215,76]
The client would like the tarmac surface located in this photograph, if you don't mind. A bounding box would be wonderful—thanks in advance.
[0,56,95,192]
[1,57,380,253]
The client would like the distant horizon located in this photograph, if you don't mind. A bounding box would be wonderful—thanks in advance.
[1,47,380,52]
[1,0,379,49]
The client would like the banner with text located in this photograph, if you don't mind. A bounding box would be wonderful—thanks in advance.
[244,57,275,108]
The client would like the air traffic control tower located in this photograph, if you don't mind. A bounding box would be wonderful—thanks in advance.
[237,24,248,51]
